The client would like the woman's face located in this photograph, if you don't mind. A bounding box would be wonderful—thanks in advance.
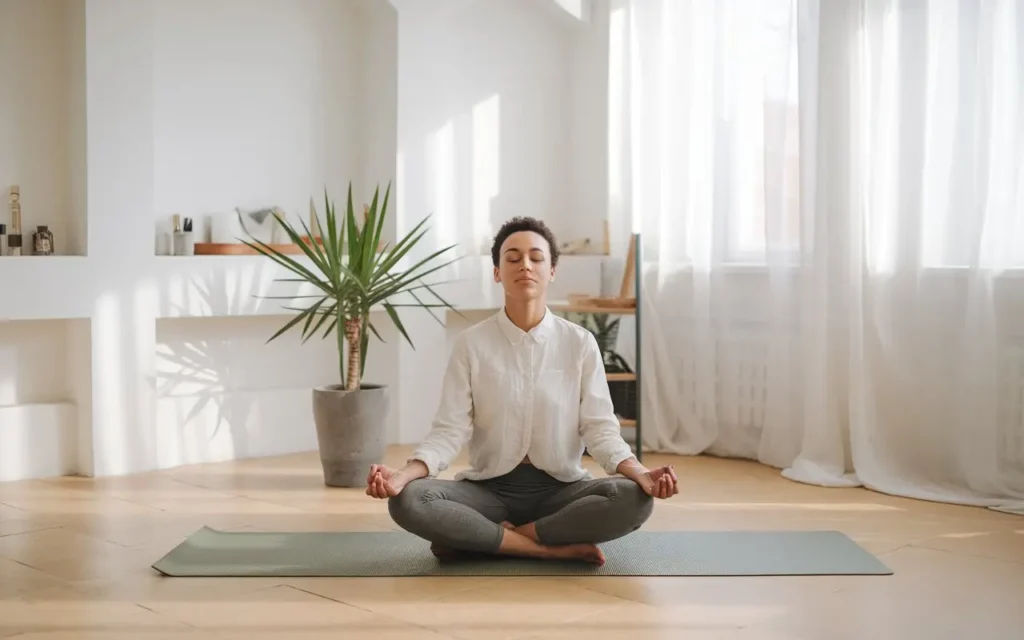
[494,230,556,300]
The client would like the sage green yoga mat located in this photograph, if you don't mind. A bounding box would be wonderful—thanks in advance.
[152,527,892,577]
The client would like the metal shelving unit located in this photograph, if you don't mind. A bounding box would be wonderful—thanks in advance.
[551,232,643,462]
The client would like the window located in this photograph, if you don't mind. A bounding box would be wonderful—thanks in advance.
[728,2,803,264]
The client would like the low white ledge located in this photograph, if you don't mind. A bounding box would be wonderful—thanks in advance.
[0,402,77,482]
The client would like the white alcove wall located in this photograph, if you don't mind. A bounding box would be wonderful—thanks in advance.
[0,0,87,257]
[152,0,397,251]
[0,0,89,482]
[0,318,91,482]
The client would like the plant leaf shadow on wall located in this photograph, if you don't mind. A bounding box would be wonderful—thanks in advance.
[155,268,325,464]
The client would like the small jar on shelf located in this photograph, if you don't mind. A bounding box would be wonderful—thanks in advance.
[32,225,54,255]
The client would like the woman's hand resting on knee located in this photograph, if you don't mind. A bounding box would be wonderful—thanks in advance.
[637,465,679,499]
[365,460,429,499]
[365,464,404,498]
[616,458,679,499]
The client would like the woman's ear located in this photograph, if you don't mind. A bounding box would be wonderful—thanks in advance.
[493,266,501,283]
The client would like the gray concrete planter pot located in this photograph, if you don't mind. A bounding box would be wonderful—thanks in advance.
[312,383,389,487]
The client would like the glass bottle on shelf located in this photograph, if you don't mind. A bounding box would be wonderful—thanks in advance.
[33,225,54,255]
[8,186,22,256]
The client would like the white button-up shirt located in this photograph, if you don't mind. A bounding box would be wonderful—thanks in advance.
[410,307,636,482]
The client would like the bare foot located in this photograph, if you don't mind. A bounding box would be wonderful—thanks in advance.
[512,522,538,541]
[430,522,605,566]
[552,543,606,566]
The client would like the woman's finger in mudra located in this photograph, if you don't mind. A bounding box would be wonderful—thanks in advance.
[367,472,384,499]
[664,470,679,496]
[658,475,669,498]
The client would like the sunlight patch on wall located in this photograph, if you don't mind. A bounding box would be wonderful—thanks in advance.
[429,119,457,253]
[396,148,407,245]
[0,344,15,406]
[92,290,126,472]
[552,0,589,22]
[607,4,626,230]
[472,93,500,256]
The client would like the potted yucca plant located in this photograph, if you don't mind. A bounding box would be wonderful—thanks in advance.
[241,182,459,487]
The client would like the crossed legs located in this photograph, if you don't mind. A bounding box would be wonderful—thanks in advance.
[387,476,509,555]
[516,476,654,546]
[387,474,653,563]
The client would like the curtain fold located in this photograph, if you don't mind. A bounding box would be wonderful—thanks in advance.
[611,0,1024,514]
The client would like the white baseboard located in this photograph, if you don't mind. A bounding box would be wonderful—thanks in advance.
[0,403,77,481]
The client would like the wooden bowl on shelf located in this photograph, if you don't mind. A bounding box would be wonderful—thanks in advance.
[194,236,323,255]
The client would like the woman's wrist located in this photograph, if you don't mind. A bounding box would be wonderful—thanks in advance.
[395,459,429,485]
[615,457,649,482]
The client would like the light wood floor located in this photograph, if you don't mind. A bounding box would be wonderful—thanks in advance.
[1,447,1022,640]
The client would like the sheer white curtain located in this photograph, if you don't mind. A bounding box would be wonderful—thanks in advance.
[611,0,1024,514]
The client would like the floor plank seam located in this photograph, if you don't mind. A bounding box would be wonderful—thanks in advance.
[280,583,369,608]
[0,525,62,539]
[286,583,483,639]
[2,556,54,574]
[874,543,910,557]
[907,542,1024,565]
[0,502,29,514]
[156,477,249,497]
[132,600,201,631]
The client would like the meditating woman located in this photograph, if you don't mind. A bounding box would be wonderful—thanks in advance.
[365,216,678,565]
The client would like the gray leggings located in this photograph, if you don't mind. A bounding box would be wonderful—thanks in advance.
[388,463,654,554]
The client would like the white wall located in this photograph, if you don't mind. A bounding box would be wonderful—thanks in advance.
[151,0,364,247]
[0,0,86,255]
[0,0,92,480]
[155,316,337,466]
[0,320,71,406]
[396,0,608,259]
[0,319,84,481]
[566,0,610,250]
[0,0,617,481]
[354,0,400,234]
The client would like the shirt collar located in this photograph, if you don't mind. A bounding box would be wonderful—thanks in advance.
[497,306,555,344]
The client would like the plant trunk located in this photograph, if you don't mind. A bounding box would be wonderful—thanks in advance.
[344,318,362,391]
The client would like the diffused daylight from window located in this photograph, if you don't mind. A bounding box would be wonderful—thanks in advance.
[735,1,802,262]
[862,0,1024,270]
[611,0,1022,271]
[607,0,804,267]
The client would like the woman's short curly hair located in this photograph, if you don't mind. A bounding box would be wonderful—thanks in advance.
[490,216,560,267]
